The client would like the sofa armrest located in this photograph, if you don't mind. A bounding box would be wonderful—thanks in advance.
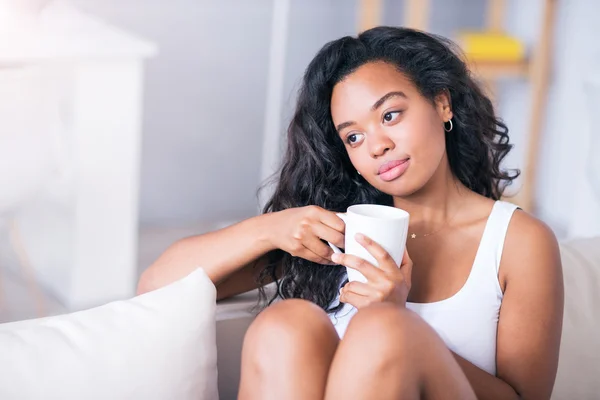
[215,283,276,400]
[216,290,260,321]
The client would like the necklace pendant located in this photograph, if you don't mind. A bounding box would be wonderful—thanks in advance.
[411,233,417,239]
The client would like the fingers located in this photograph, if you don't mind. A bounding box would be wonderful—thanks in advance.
[341,279,397,305]
[401,248,412,266]
[300,206,345,249]
[400,249,413,286]
[302,246,335,265]
[301,233,336,264]
[332,253,382,281]
[289,243,333,265]
[341,281,378,297]
[339,288,371,309]
[355,233,399,273]
[311,223,345,249]
[317,209,346,233]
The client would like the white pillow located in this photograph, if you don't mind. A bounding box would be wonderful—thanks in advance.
[0,268,218,400]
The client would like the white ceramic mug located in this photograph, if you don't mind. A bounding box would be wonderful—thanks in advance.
[328,204,410,283]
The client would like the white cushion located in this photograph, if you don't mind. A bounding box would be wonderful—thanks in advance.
[553,239,600,400]
[0,268,218,400]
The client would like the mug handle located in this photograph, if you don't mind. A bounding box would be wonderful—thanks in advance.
[327,213,347,254]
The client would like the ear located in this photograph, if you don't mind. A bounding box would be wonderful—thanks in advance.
[434,90,453,122]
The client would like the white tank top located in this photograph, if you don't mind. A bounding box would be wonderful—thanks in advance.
[328,201,519,376]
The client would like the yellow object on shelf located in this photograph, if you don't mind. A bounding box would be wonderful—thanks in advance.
[457,31,526,62]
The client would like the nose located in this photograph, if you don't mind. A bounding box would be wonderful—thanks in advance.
[368,130,395,158]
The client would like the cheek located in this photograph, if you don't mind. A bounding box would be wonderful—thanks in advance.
[423,129,446,160]
[430,122,447,158]
[410,114,446,160]
[347,150,369,171]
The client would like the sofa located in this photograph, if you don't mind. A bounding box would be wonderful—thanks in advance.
[215,237,600,400]
[0,237,597,399]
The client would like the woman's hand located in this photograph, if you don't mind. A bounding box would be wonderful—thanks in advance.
[266,206,346,265]
[333,233,412,308]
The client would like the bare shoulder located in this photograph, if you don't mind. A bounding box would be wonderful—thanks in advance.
[500,205,562,286]
[505,208,560,256]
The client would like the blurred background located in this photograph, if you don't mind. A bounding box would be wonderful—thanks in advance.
[0,0,599,323]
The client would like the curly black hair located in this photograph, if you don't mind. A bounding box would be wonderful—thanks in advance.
[258,26,519,312]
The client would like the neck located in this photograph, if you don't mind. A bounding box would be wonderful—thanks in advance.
[393,156,470,231]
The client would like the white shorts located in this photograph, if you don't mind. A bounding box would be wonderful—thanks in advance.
[328,301,358,338]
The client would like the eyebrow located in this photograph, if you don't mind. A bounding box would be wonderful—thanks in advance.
[371,91,407,111]
[335,91,408,133]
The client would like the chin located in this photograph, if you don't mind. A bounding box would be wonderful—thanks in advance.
[371,176,423,198]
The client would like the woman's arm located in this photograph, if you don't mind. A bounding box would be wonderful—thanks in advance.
[452,353,519,399]
[494,211,563,399]
[455,211,564,400]
[137,205,346,300]
[213,257,274,301]
[137,214,277,297]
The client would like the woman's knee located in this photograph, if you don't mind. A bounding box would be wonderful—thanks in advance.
[326,304,429,395]
[243,299,338,357]
[344,303,434,355]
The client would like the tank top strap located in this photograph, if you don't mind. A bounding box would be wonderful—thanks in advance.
[475,200,520,275]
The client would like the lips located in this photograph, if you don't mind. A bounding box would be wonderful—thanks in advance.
[377,158,410,182]
[378,159,409,175]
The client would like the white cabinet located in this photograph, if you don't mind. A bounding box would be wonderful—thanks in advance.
[0,3,157,309]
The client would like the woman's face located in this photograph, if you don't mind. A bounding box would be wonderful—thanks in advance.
[330,61,453,197]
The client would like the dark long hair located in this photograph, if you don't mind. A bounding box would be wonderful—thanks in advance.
[258,26,519,312]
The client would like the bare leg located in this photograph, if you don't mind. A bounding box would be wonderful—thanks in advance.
[238,299,340,400]
[325,303,476,400]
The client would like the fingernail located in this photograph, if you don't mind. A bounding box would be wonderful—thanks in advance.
[331,253,341,263]
[355,233,365,241]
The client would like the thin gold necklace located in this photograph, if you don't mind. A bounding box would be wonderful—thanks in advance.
[409,206,461,239]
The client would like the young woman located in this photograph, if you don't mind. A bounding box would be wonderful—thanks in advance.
[138,27,563,400]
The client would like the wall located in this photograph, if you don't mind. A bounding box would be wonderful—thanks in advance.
[535,0,600,238]
[70,0,273,226]
[501,0,600,238]
[279,0,358,126]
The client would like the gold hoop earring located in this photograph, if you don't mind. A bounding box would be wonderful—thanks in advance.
[444,119,453,132]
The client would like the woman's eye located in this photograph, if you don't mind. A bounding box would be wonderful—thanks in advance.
[346,133,365,145]
[383,111,402,123]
